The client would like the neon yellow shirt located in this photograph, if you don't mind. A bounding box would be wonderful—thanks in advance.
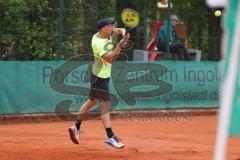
[91,33,112,78]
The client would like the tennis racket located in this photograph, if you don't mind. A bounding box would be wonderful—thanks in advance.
[120,8,140,54]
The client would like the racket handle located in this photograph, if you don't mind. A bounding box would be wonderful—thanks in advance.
[125,27,134,35]
[126,28,131,33]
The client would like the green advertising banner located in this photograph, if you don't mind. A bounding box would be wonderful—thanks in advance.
[0,61,222,115]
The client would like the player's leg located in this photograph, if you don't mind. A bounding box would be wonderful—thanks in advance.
[75,98,97,130]
[69,98,97,144]
[101,101,124,149]
[101,101,112,134]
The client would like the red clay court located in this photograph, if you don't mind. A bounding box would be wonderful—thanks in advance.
[0,115,239,160]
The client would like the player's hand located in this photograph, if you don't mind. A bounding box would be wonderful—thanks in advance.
[112,28,126,37]
[120,28,126,37]
[118,33,130,49]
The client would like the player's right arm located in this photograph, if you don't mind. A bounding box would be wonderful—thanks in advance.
[102,33,129,63]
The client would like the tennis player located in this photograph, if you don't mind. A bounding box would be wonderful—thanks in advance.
[69,17,129,149]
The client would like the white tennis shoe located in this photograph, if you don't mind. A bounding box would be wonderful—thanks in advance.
[68,125,79,144]
[105,136,124,149]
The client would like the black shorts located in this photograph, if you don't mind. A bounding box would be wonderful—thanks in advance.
[89,73,110,101]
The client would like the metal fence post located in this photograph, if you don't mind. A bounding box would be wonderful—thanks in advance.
[166,0,171,59]
[56,0,64,58]
[143,0,148,49]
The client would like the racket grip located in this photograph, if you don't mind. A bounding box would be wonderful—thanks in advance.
[125,28,133,35]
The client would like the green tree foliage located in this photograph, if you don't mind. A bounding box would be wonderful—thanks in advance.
[0,0,81,60]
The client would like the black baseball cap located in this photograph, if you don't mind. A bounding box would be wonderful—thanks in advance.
[96,18,115,29]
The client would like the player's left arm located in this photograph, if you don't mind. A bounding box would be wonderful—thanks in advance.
[112,28,126,37]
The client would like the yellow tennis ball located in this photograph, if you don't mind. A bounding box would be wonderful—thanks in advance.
[215,10,221,17]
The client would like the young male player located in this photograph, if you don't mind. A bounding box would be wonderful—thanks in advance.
[69,17,129,149]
